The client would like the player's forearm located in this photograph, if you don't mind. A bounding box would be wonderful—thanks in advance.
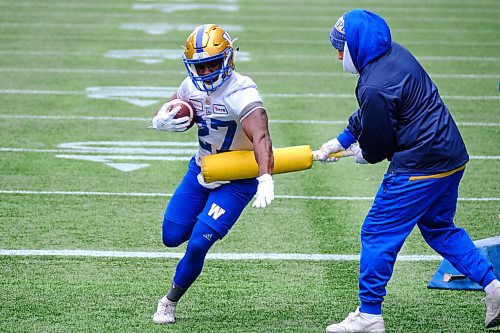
[253,131,274,176]
[241,108,274,176]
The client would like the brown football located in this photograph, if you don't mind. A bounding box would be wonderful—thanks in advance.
[167,99,196,129]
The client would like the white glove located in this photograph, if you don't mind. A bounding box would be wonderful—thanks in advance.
[197,173,230,189]
[312,138,344,163]
[151,102,191,132]
[349,144,368,164]
[252,173,275,208]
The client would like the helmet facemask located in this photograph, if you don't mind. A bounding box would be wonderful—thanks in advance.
[183,47,234,92]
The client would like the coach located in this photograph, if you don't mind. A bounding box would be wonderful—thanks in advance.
[313,9,500,333]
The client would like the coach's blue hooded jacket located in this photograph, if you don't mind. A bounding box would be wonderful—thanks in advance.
[338,9,469,173]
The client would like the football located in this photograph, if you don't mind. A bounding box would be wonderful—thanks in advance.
[161,99,196,129]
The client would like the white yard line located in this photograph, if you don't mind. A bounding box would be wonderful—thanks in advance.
[263,93,500,101]
[470,156,500,160]
[1,51,500,62]
[418,56,500,62]
[0,67,498,79]
[1,36,498,46]
[0,115,498,127]
[0,9,499,24]
[0,89,80,95]
[0,0,499,14]
[0,190,172,197]
[0,89,498,101]
[0,67,185,76]
[0,22,498,34]
[1,147,499,160]
[0,249,442,261]
[0,190,498,201]
[0,114,151,121]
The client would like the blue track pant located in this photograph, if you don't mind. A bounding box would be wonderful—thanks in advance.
[359,168,496,314]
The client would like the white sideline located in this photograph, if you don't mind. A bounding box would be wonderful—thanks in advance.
[0,190,499,201]
[0,249,442,261]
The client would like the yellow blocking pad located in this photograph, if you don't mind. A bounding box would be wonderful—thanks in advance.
[201,145,351,182]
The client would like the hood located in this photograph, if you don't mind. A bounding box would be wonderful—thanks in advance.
[344,9,391,72]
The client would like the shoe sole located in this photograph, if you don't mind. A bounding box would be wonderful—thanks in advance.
[486,315,500,328]
[326,329,384,333]
[485,301,500,329]
[152,319,175,324]
[152,315,175,324]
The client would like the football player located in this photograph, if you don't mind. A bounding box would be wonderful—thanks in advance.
[150,24,275,324]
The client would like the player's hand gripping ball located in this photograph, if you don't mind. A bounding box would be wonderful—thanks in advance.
[152,99,196,132]
[164,99,196,129]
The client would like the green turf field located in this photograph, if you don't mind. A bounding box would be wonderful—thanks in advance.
[0,0,499,332]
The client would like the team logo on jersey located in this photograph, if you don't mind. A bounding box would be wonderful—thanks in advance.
[213,104,228,115]
[190,99,203,113]
[207,203,226,220]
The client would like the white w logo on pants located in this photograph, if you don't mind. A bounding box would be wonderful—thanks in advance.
[208,203,226,220]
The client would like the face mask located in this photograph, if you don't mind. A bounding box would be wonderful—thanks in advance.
[343,42,358,74]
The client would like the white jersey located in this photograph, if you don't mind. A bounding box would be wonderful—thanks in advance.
[177,72,265,165]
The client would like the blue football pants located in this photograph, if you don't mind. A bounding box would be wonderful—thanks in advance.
[162,158,257,289]
[359,169,496,314]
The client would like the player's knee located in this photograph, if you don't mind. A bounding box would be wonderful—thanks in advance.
[162,230,184,247]
[185,236,211,257]
[185,224,219,258]
[162,233,184,248]
[162,219,191,247]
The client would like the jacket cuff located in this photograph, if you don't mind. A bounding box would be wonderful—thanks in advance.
[337,128,356,149]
